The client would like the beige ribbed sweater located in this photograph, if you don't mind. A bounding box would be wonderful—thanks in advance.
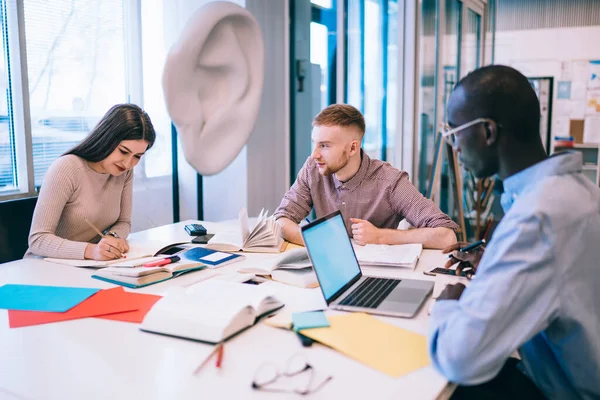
[25,154,133,259]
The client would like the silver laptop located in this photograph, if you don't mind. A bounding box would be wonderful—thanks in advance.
[301,210,433,318]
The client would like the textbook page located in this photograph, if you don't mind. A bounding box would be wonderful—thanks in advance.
[352,243,423,267]
[186,279,282,315]
[238,248,310,274]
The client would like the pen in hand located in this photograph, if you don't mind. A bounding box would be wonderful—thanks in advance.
[84,218,106,238]
[458,239,485,253]
[84,218,125,259]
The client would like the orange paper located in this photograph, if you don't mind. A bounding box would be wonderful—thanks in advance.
[97,292,162,323]
[8,287,139,328]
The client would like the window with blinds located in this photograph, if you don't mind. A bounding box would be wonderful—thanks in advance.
[23,0,127,187]
[0,1,16,192]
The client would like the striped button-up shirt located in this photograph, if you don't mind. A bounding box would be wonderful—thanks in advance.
[274,150,458,235]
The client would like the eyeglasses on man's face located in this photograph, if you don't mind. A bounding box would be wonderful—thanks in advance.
[440,117,494,147]
[251,354,333,396]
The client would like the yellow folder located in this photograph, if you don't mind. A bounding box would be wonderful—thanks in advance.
[299,313,430,377]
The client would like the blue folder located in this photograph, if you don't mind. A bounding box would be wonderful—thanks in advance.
[0,284,99,312]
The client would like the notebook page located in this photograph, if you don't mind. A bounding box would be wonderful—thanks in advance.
[161,288,250,323]
[207,231,244,250]
[44,252,153,268]
[143,287,245,342]
[275,248,310,269]
[247,211,269,244]
[186,280,280,313]
[352,243,423,265]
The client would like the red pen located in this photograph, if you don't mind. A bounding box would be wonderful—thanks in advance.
[215,343,224,368]
[143,255,180,267]
[193,342,224,375]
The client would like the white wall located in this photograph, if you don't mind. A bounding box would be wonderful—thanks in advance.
[245,0,290,216]
[493,26,600,147]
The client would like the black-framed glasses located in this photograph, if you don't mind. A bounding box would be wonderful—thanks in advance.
[251,354,333,396]
[440,117,494,147]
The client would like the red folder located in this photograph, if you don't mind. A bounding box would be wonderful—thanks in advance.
[97,292,162,323]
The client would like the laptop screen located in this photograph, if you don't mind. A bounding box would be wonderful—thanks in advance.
[301,211,361,302]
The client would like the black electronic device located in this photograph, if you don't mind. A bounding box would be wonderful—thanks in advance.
[185,223,207,236]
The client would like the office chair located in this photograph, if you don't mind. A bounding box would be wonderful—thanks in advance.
[0,196,38,264]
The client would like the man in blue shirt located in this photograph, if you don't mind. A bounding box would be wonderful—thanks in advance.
[429,65,600,399]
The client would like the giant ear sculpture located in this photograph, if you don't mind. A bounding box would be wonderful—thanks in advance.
[163,1,264,175]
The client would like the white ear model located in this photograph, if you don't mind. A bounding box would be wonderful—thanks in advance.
[162,1,264,175]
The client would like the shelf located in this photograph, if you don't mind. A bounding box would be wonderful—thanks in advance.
[582,164,598,171]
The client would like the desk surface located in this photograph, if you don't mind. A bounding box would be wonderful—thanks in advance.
[0,221,463,400]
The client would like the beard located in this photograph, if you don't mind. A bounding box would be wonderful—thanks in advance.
[317,150,350,176]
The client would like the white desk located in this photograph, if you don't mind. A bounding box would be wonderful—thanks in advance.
[0,221,464,400]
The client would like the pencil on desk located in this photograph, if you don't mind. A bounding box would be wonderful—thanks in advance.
[84,218,106,238]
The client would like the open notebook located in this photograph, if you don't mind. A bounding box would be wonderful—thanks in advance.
[237,248,318,288]
[43,242,189,268]
[238,248,311,274]
[140,280,284,343]
[352,243,423,268]
[206,208,284,253]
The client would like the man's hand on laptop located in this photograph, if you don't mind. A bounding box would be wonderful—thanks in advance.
[350,218,382,246]
[442,241,485,279]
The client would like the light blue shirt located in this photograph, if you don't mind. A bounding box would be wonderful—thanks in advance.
[429,152,600,399]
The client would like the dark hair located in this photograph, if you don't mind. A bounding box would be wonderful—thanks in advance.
[313,103,366,138]
[65,104,156,162]
[455,65,540,143]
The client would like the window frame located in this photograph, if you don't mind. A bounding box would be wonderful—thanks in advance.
[1,0,34,200]
[0,0,164,201]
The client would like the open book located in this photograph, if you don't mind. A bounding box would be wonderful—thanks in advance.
[238,248,318,288]
[206,208,284,253]
[43,242,190,268]
[271,268,318,288]
[140,280,284,343]
[238,248,310,274]
[352,243,423,268]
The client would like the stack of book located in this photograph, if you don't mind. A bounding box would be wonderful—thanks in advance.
[92,247,245,288]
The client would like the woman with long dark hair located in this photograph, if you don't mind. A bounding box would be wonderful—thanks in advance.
[26,104,156,260]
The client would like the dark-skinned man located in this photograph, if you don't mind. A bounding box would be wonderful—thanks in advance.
[429,65,600,400]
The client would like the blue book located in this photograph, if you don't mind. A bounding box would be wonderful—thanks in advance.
[180,247,245,268]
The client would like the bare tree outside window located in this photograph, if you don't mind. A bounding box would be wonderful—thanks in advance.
[23,0,126,186]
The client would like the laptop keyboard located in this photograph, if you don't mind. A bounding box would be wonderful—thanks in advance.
[339,277,400,309]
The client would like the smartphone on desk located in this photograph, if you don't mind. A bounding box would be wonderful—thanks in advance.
[423,267,469,278]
